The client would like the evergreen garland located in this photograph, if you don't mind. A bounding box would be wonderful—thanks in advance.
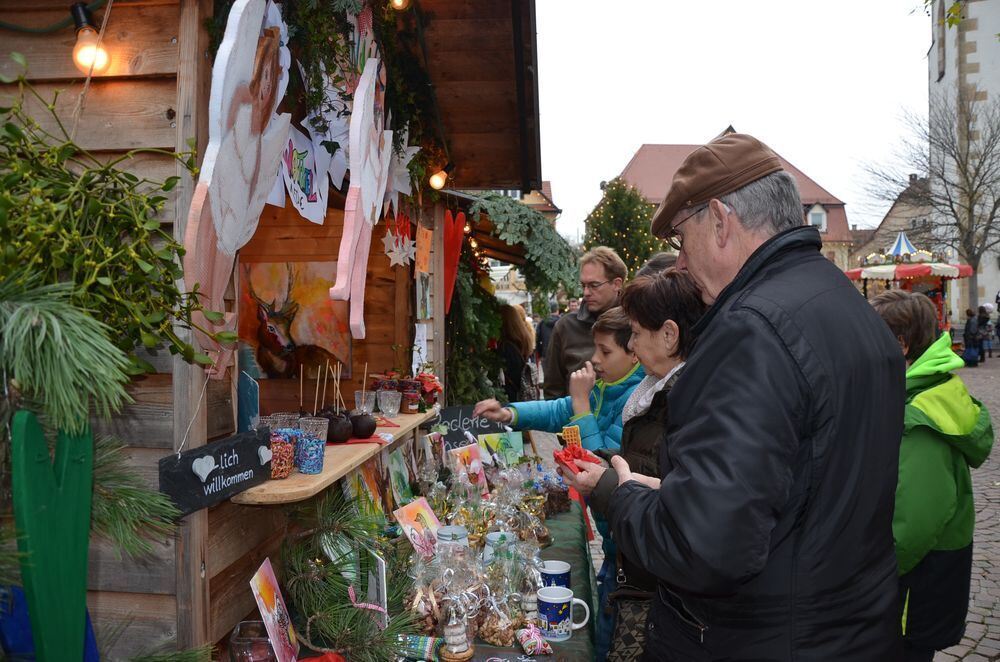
[584,177,668,277]
[446,194,578,405]
[283,491,417,660]
[445,249,505,405]
[468,193,578,295]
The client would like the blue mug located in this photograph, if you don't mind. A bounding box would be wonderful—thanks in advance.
[540,560,571,588]
[537,586,590,642]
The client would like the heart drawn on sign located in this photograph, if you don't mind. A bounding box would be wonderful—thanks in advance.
[191,455,217,483]
[258,445,273,466]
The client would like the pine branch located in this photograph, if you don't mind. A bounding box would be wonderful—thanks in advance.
[0,276,130,433]
[91,435,179,558]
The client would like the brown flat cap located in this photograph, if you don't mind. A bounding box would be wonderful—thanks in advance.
[650,133,784,238]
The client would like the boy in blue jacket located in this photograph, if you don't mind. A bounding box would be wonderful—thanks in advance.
[473,306,643,451]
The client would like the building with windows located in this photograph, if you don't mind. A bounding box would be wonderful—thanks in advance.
[619,132,855,270]
[850,175,933,267]
[928,0,1000,310]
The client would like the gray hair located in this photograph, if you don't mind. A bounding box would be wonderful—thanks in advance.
[719,171,804,236]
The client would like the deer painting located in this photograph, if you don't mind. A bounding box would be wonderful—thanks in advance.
[245,264,337,379]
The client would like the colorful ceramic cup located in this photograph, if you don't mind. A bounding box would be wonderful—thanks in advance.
[537,586,589,642]
[540,560,571,589]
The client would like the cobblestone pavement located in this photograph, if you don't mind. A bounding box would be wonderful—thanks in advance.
[935,357,1000,661]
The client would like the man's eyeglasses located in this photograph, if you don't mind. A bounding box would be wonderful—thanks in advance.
[664,204,708,251]
[579,280,610,292]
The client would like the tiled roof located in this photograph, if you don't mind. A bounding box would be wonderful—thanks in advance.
[620,144,845,206]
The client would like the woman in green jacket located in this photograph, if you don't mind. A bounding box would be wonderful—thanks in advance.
[872,291,994,662]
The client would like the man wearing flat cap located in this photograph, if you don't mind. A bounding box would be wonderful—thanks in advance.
[576,134,905,659]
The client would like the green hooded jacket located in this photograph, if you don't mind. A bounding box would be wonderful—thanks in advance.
[895,333,994,576]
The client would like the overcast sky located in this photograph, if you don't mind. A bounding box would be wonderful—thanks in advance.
[535,1,932,242]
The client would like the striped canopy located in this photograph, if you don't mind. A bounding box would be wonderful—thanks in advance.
[845,262,974,281]
[887,231,918,257]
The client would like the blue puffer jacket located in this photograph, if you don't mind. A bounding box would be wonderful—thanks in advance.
[508,363,644,451]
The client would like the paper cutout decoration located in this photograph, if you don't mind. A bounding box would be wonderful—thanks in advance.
[414,224,432,274]
[384,125,420,215]
[250,558,299,662]
[262,1,290,206]
[393,497,442,559]
[237,262,350,379]
[412,322,428,376]
[301,60,351,191]
[383,212,416,268]
[280,125,328,224]
[416,273,431,320]
[443,210,466,314]
[329,53,394,339]
[183,0,291,376]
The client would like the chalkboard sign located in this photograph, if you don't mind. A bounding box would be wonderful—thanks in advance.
[158,428,271,516]
[434,405,506,450]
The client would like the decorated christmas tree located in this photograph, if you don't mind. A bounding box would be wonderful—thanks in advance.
[583,177,667,276]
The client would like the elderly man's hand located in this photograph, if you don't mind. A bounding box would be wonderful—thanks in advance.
[557,459,606,498]
[611,455,661,489]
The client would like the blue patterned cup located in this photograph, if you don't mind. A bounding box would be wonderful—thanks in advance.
[540,560,571,588]
[537,586,589,642]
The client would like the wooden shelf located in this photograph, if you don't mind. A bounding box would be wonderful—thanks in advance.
[231,410,437,506]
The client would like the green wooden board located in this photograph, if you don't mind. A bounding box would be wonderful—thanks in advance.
[11,410,93,660]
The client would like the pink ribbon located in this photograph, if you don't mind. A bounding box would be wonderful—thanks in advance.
[348,585,387,630]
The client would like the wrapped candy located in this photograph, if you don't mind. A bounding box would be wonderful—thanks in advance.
[516,622,553,655]
[479,596,516,648]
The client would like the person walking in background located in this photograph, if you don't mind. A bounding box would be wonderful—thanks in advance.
[567,297,581,314]
[543,247,626,399]
[977,305,992,360]
[872,291,994,662]
[963,308,980,367]
[497,304,537,402]
[535,300,561,361]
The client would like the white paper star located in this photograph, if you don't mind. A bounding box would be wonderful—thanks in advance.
[382,228,398,256]
[384,125,420,214]
[387,242,409,267]
[401,238,417,262]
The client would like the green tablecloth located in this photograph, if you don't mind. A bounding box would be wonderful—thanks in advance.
[473,501,596,661]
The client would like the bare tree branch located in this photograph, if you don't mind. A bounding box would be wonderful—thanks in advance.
[865,85,1000,306]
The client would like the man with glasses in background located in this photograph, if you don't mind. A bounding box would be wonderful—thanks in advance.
[542,246,626,399]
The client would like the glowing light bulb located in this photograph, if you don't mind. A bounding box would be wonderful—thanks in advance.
[73,26,110,75]
[429,162,454,191]
[390,0,411,9]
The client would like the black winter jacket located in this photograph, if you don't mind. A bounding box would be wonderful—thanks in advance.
[607,226,906,660]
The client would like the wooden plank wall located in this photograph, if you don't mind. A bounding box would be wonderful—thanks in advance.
[240,202,414,412]
[0,0,222,657]
[204,201,414,644]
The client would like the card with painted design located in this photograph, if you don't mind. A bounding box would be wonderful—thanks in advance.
[250,557,299,662]
[393,497,442,559]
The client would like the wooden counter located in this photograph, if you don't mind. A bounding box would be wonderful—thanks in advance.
[230,410,437,506]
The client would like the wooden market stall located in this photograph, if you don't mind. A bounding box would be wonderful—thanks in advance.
[0,0,544,656]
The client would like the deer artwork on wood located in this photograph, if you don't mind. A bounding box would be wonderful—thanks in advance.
[246,264,335,379]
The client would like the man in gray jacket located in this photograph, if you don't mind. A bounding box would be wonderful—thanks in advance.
[542,246,626,399]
